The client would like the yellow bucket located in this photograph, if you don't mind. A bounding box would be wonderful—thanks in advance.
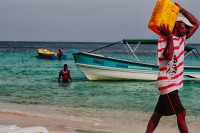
[148,0,180,37]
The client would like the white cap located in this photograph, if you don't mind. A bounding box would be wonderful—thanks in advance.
[176,17,193,27]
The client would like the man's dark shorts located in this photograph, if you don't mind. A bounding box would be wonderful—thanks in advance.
[154,90,185,116]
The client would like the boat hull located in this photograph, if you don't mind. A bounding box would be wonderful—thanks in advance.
[76,63,158,80]
[38,53,67,60]
[71,49,200,81]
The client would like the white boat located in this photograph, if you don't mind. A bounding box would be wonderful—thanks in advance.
[71,39,200,81]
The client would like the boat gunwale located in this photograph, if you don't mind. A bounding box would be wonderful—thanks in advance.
[80,51,158,67]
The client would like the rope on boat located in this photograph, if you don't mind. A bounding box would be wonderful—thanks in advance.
[89,41,122,53]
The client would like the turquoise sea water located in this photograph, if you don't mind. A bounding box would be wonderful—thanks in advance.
[0,42,200,122]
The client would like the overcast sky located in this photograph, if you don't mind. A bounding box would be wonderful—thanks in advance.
[0,0,199,43]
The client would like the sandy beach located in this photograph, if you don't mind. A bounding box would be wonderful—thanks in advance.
[0,112,136,133]
[0,103,200,133]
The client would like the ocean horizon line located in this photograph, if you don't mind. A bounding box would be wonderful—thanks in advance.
[0,40,200,45]
[0,40,115,44]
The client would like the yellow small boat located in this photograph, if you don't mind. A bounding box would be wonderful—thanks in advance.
[37,48,67,60]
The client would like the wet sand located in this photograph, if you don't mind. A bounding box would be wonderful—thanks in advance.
[0,103,200,133]
[0,112,136,133]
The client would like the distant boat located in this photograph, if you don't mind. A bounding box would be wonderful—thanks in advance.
[37,48,67,60]
[71,39,200,81]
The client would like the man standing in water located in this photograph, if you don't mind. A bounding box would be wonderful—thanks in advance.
[146,3,199,133]
[57,49,63,59]
[58,64,72,83]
